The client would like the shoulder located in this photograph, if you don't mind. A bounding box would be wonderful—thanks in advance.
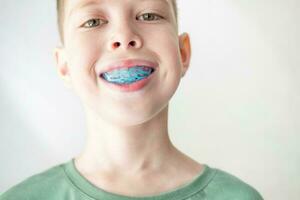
[204,166,264,200]
[0,163,69,200]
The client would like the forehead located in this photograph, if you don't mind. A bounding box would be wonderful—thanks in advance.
[66,0,172,13]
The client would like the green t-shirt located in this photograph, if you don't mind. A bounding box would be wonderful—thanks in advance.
[0,158,263,200]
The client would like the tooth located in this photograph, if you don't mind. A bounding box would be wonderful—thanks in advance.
[101,66,153,84]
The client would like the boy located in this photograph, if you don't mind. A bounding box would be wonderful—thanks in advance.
[1,0,264,199]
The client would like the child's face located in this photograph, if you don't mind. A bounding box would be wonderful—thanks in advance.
[54,0,191,125]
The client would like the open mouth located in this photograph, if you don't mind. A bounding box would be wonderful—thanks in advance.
[99,65,155,85]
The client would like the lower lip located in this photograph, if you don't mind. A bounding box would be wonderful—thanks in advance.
[99,70,156,92]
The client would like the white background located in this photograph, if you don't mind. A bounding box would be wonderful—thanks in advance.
[0,0,299,199]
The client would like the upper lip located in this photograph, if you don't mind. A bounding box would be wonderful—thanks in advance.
[99,58,158,75]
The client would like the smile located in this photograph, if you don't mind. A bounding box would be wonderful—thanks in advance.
[99,65,156,92]
[100,66,155,85]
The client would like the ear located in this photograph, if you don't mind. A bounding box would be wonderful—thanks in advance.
[53,46,73,89]
[178,32,192,78]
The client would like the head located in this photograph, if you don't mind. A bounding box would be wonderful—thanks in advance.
[54,0,191,126]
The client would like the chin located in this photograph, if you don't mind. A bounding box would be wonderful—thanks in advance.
[103,107,162,128]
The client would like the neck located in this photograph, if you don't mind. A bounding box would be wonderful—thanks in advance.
[75,104,177,175]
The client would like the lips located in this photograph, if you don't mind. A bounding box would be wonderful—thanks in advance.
[99,67,156,92]
[100,66,155,85]
[99,58,158,75]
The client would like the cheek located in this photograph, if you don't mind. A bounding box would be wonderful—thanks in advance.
[69,33,103,61]
[67,32,106,78]
[66,33,105,99]
[141,27,182,101]
[143,25,180,61]
[144,27,182,75]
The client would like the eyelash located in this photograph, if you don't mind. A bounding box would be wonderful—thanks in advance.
[80,13,163,28]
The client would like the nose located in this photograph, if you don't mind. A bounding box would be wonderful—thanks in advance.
[108,23,143,51]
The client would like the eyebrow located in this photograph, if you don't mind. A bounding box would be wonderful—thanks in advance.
[68,0,170,19]
[68,0,102,18]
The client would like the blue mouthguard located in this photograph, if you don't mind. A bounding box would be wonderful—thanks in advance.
[101,66,153,84]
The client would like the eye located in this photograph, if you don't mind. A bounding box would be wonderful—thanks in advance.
[136,13,163,21]
[81,18,105,28]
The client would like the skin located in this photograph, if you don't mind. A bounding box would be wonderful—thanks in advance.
[54,0,203,196]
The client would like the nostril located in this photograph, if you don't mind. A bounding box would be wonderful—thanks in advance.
[113,42,121,48]
[129,41,136,46]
